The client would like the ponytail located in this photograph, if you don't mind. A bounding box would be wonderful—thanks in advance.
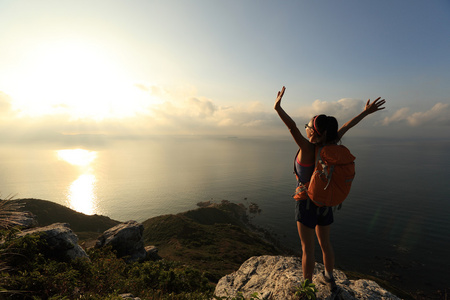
[325,116,339,143]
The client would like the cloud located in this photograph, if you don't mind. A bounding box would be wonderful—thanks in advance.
[297,98,365,122]
[187,97,216,118]
[3,83,449,145]
[146,95,274,135]
[0,85,391,143]
[7,83,381,141]
[298,98,450,135]
[381,107,410,125]
[134,83,150,92]
[382,103,450,127]
[0,92,13,117]
[407,103,450,126]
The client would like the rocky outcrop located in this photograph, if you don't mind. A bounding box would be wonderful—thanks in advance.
[18,223,89,261]
[215,256,400,300]
[119,293,141,300]
[15,219,158,264]
[14,211,38,229]
[95,220,147,263]
[144,245,160,261]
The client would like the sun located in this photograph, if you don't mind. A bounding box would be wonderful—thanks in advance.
[9,39,156,120]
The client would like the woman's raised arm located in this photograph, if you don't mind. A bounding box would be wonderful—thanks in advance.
[274,86,310,149]
[338,97,386,139]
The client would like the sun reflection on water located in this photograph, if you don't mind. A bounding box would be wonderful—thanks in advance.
[56,149,98,215]
[57,149,97,168]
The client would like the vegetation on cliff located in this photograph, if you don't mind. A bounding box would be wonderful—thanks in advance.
[1,231,213,299]
[142,201,286,281]
[1,199,286,299]
[11,198,120,240]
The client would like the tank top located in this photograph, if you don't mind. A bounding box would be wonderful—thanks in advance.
[294,155,314,185]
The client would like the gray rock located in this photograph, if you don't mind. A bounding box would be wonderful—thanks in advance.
[96,220,146,263]
[14,211,38,229]
[119,293,141,300]
[145,245,161,261]
[214,255,401,300]
[18,223,88,261]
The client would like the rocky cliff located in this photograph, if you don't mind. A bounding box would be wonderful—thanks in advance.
[12,221,402,299]
[9,199,406,299]
[215,255,401,300]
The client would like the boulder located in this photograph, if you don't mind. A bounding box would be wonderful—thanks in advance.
[18,223,88,261]
[214,255,401,300]
[119,293,141,300]
[14,211,38,229]
[145,245,161,261]
[96,220,146,263]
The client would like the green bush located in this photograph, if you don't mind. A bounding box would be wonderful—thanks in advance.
[0,231,214,299]
[126,260,212,295]
[295,279,317,300]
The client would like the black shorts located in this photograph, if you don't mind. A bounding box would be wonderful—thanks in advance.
[295,199,334,229]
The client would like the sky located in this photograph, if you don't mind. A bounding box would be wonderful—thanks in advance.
[1,0,450,145]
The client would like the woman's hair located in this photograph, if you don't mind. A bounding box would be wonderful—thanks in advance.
[312,114,339,143]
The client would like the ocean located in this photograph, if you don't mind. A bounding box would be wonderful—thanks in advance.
[1,136,449,294]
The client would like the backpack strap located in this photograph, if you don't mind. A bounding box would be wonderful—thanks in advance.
[292,182,308,198]
[292,148,311,197]
[314,146,334,190]
[324,165,335,190]
[315,146,324,165]
[310,202,330,216]
[293,149,301,179]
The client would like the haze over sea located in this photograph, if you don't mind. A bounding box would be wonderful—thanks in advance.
[1,136,449,294]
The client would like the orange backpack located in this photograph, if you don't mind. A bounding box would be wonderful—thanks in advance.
[294,145,356,208]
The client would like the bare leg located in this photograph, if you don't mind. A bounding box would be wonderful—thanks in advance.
[316,225,334,277]
[297,221,315,282]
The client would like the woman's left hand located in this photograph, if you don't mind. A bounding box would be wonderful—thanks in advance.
[365,97,386,114]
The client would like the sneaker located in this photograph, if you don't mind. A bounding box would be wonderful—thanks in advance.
[318,271,337,291]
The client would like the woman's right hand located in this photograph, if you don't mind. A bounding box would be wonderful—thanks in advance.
[274,86,286,110]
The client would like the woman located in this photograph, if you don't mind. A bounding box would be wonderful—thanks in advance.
[274,86,385,290]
